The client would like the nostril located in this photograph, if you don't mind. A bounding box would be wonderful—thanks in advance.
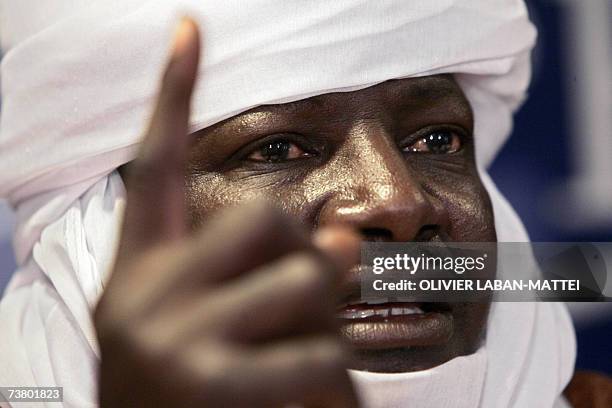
[360,228,394,242]
[360,225,440,242]
[415,224,440,242]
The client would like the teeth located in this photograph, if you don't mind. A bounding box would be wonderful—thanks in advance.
[341,298,389,308]
[337,309,385,319]
[337,306,423,320]
[347,299,388,306]
[365,299,389,305]
[391,307,423,316]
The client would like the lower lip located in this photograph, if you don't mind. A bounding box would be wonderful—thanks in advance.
[336,303,453,350]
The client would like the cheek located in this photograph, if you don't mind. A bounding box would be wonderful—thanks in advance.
[185,172,326,230]
[452,302,491,351]
[448,184,496,242]
[418,166,496,242]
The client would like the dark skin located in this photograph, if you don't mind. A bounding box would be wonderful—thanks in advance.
[96,20,495,407]
[185,54,495,373]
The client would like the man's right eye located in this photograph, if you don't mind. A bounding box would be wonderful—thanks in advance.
[247,139,312,163]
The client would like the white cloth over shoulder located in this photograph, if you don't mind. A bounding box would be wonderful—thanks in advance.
[0,1,575,407]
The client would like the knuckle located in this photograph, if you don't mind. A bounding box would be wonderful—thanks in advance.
[244,203,288,238]
[311,340,349,373]
[94,293,161,361]
[189,348,237,400]
[118,319,181,371]
[295,339,348,375]
[289,253,333,297]
[243,201,304,244]
[243,199,282,221]
[198,352,232,385]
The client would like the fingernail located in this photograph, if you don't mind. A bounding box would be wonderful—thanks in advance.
[172,18,195,59]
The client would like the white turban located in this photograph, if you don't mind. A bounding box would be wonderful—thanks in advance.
[0,1,575,407]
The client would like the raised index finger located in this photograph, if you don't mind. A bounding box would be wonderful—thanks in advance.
[119,19,200,258]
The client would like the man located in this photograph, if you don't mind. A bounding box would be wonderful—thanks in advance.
[0,1,583,407]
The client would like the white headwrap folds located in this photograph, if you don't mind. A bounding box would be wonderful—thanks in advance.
[0,1,575,407]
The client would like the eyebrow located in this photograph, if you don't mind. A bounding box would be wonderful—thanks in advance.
[387,76,464,102]
[196,97,324,139]
[259,96,326,114]
[267,75,463,113]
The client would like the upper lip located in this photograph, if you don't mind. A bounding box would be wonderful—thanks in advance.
[336,265,452,313]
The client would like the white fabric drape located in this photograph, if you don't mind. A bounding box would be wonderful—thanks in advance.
[0,1,575,407]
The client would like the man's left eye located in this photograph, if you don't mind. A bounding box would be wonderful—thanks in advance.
[247,140,310,163]
[405,131,462,154]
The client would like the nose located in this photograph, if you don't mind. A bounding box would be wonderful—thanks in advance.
[318,130,448,242]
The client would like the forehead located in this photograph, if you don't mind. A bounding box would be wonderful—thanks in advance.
[203,74,471,134]
[266,75,466,113]
[311,74,462,102]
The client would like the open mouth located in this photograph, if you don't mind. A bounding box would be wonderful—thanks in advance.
[337,300,427,320]
[336,299,454,350]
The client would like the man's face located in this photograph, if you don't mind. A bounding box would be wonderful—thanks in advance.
[185,75,496,373]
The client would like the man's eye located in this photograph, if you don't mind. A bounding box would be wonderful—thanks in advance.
[405,131,462,154]
[247,140,310,163]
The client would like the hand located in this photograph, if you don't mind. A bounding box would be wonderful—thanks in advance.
[93,18,361,408]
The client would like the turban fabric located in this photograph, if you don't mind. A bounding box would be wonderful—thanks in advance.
[0,1,575,407]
